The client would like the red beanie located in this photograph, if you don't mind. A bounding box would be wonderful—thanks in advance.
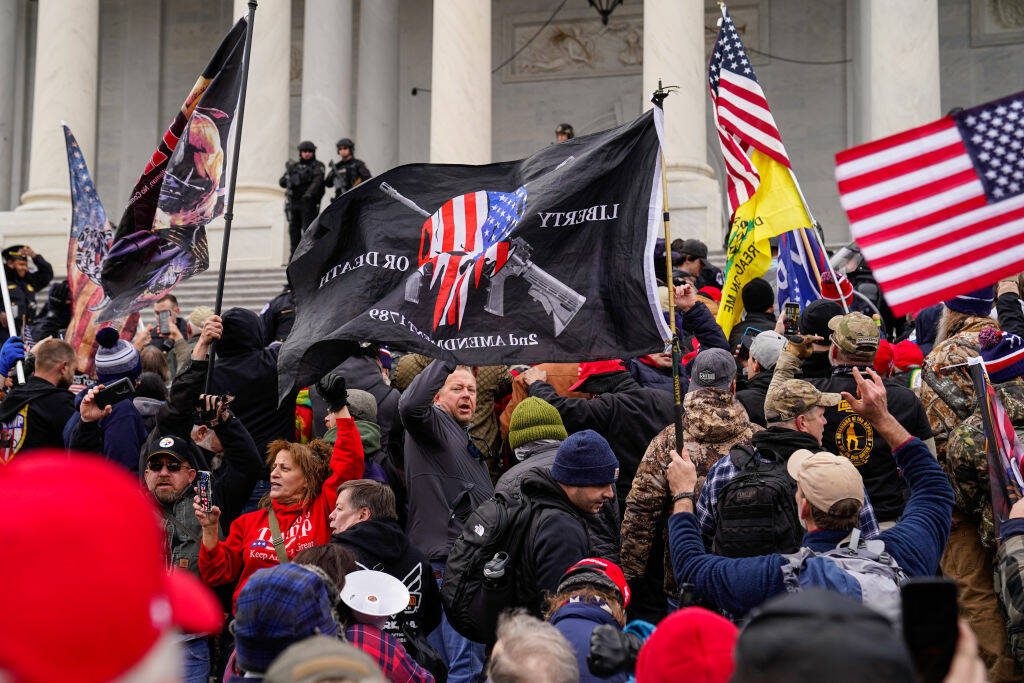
[635,607,737,683]
[873,339,894,376]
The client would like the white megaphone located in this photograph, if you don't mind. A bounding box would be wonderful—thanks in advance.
[341,570,410,629]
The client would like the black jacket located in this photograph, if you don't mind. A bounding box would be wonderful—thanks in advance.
[799,350,832,379]
[326,157,372,199]
[496,439,620,563]
[807,366,932,521]
[1,255,53,340]
[0,375,74,455]
[259,287,295,343]
[520,469,592,613]
[209,308,297,458]
[279,157,325,207]
[332,517,443,645]
[735,371,772,427]
[399,360,494,560]
[728,311,776,350]
[528,371,674,506]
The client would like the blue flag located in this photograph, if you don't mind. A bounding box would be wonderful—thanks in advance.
[776,228,826,310]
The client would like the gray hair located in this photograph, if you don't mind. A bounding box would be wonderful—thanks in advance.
[486,610,578,683]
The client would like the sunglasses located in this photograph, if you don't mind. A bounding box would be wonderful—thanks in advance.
[147,459,184,473]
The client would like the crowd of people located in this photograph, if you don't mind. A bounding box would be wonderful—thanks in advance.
[2,227,1022,683]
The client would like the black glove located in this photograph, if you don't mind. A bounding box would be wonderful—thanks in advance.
[316,373,348,412]
[587,625,643,677]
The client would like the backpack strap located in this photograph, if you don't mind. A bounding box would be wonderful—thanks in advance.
[267,507,290,564]
[728,444,759,470]
[167,512,201,545]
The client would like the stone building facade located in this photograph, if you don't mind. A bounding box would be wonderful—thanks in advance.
[1,0,1023,277]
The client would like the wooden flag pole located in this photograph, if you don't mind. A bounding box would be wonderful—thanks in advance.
[652,82,685,454]
[206,0,258,393]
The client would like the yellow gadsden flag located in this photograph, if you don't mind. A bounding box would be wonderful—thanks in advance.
[715,149,813,339]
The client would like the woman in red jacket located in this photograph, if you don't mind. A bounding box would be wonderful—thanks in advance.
[195,405,364,611]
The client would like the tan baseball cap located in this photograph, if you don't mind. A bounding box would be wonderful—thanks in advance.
[828,312,880,357]
[787,449,864,512]
[764,379,841,422]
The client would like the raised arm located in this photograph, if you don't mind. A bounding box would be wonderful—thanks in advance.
[398,359,454,445]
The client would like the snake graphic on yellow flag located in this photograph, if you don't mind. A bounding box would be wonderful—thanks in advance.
[716,149,813,339]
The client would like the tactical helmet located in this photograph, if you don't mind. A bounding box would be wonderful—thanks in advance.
[555,123,575,139]
[336,138,355,152]
[297,140,316,152]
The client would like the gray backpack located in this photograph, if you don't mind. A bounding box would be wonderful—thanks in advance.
[779,528,909,623]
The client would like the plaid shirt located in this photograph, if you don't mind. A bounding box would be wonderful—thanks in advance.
[695,449,881,543]
[346,624,435,683]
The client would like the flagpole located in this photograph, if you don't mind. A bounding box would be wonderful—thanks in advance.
[206,0,257,393]
[652,82,685,455]
[0,264,24,384]
[785,167,850,314]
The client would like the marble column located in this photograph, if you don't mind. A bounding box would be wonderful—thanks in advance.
[851,0,941,143]
[430,0,490,164]
[0,0,19,210]
[300,0,352,158]
[355,0,399,174]
[642,0,722,247]
[19,0,99,210]
[232,0,289,202]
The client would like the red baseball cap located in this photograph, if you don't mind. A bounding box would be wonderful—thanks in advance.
[636,607,738,683]
[569,359,625,392]
[558,557,631,607]
[698,286,722,302]
[893,339,924,370]
[0,452,223,682]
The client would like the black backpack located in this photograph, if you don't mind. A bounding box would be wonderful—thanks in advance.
[712,445,803,558]
[440,489,538,644]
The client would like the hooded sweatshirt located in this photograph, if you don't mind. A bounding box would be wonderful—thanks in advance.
[209,308,297,456]
[199,417,364,611]
[0,375,74,456]
[332,517,442,648]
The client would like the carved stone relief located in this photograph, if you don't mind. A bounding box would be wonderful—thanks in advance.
[500,5,643,82]
[972,0,1024,46]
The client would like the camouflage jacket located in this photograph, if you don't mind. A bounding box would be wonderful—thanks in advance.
[995,522,1024,668]
[620,388,760,595]
[946,380,1024,549]
[920,316,994,460]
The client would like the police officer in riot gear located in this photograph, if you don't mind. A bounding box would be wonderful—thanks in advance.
[279,140,325,256]
[325,138,371,201]
[555,123,575,142]
[0,245,53,342]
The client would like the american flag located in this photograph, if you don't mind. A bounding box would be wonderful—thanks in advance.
[418,187,527,330]
[62,125,138,374]
[835,91,1024,316]
[708,8,791,213]
[987,382,1024,493]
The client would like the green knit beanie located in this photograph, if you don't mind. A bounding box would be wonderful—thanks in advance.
[508,397,567,451]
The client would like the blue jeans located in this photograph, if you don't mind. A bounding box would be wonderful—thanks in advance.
[428,564,486,683]
[181,637,209,683]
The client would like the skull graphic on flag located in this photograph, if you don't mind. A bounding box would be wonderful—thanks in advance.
[417,187,528,330]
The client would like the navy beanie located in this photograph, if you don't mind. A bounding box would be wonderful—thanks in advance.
[944,286,994,316]
[550,429,619,486]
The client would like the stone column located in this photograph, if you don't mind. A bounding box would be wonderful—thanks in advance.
[851,0,941,143]
[430,0,490,164]
[355,0,399,174]
[642,0,722,247]
[232,0,289,202]
[0,0,19,210]
[19,0,99,210]
[300,0,352,157]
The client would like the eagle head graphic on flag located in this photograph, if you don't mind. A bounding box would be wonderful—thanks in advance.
[414,187,529,330]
